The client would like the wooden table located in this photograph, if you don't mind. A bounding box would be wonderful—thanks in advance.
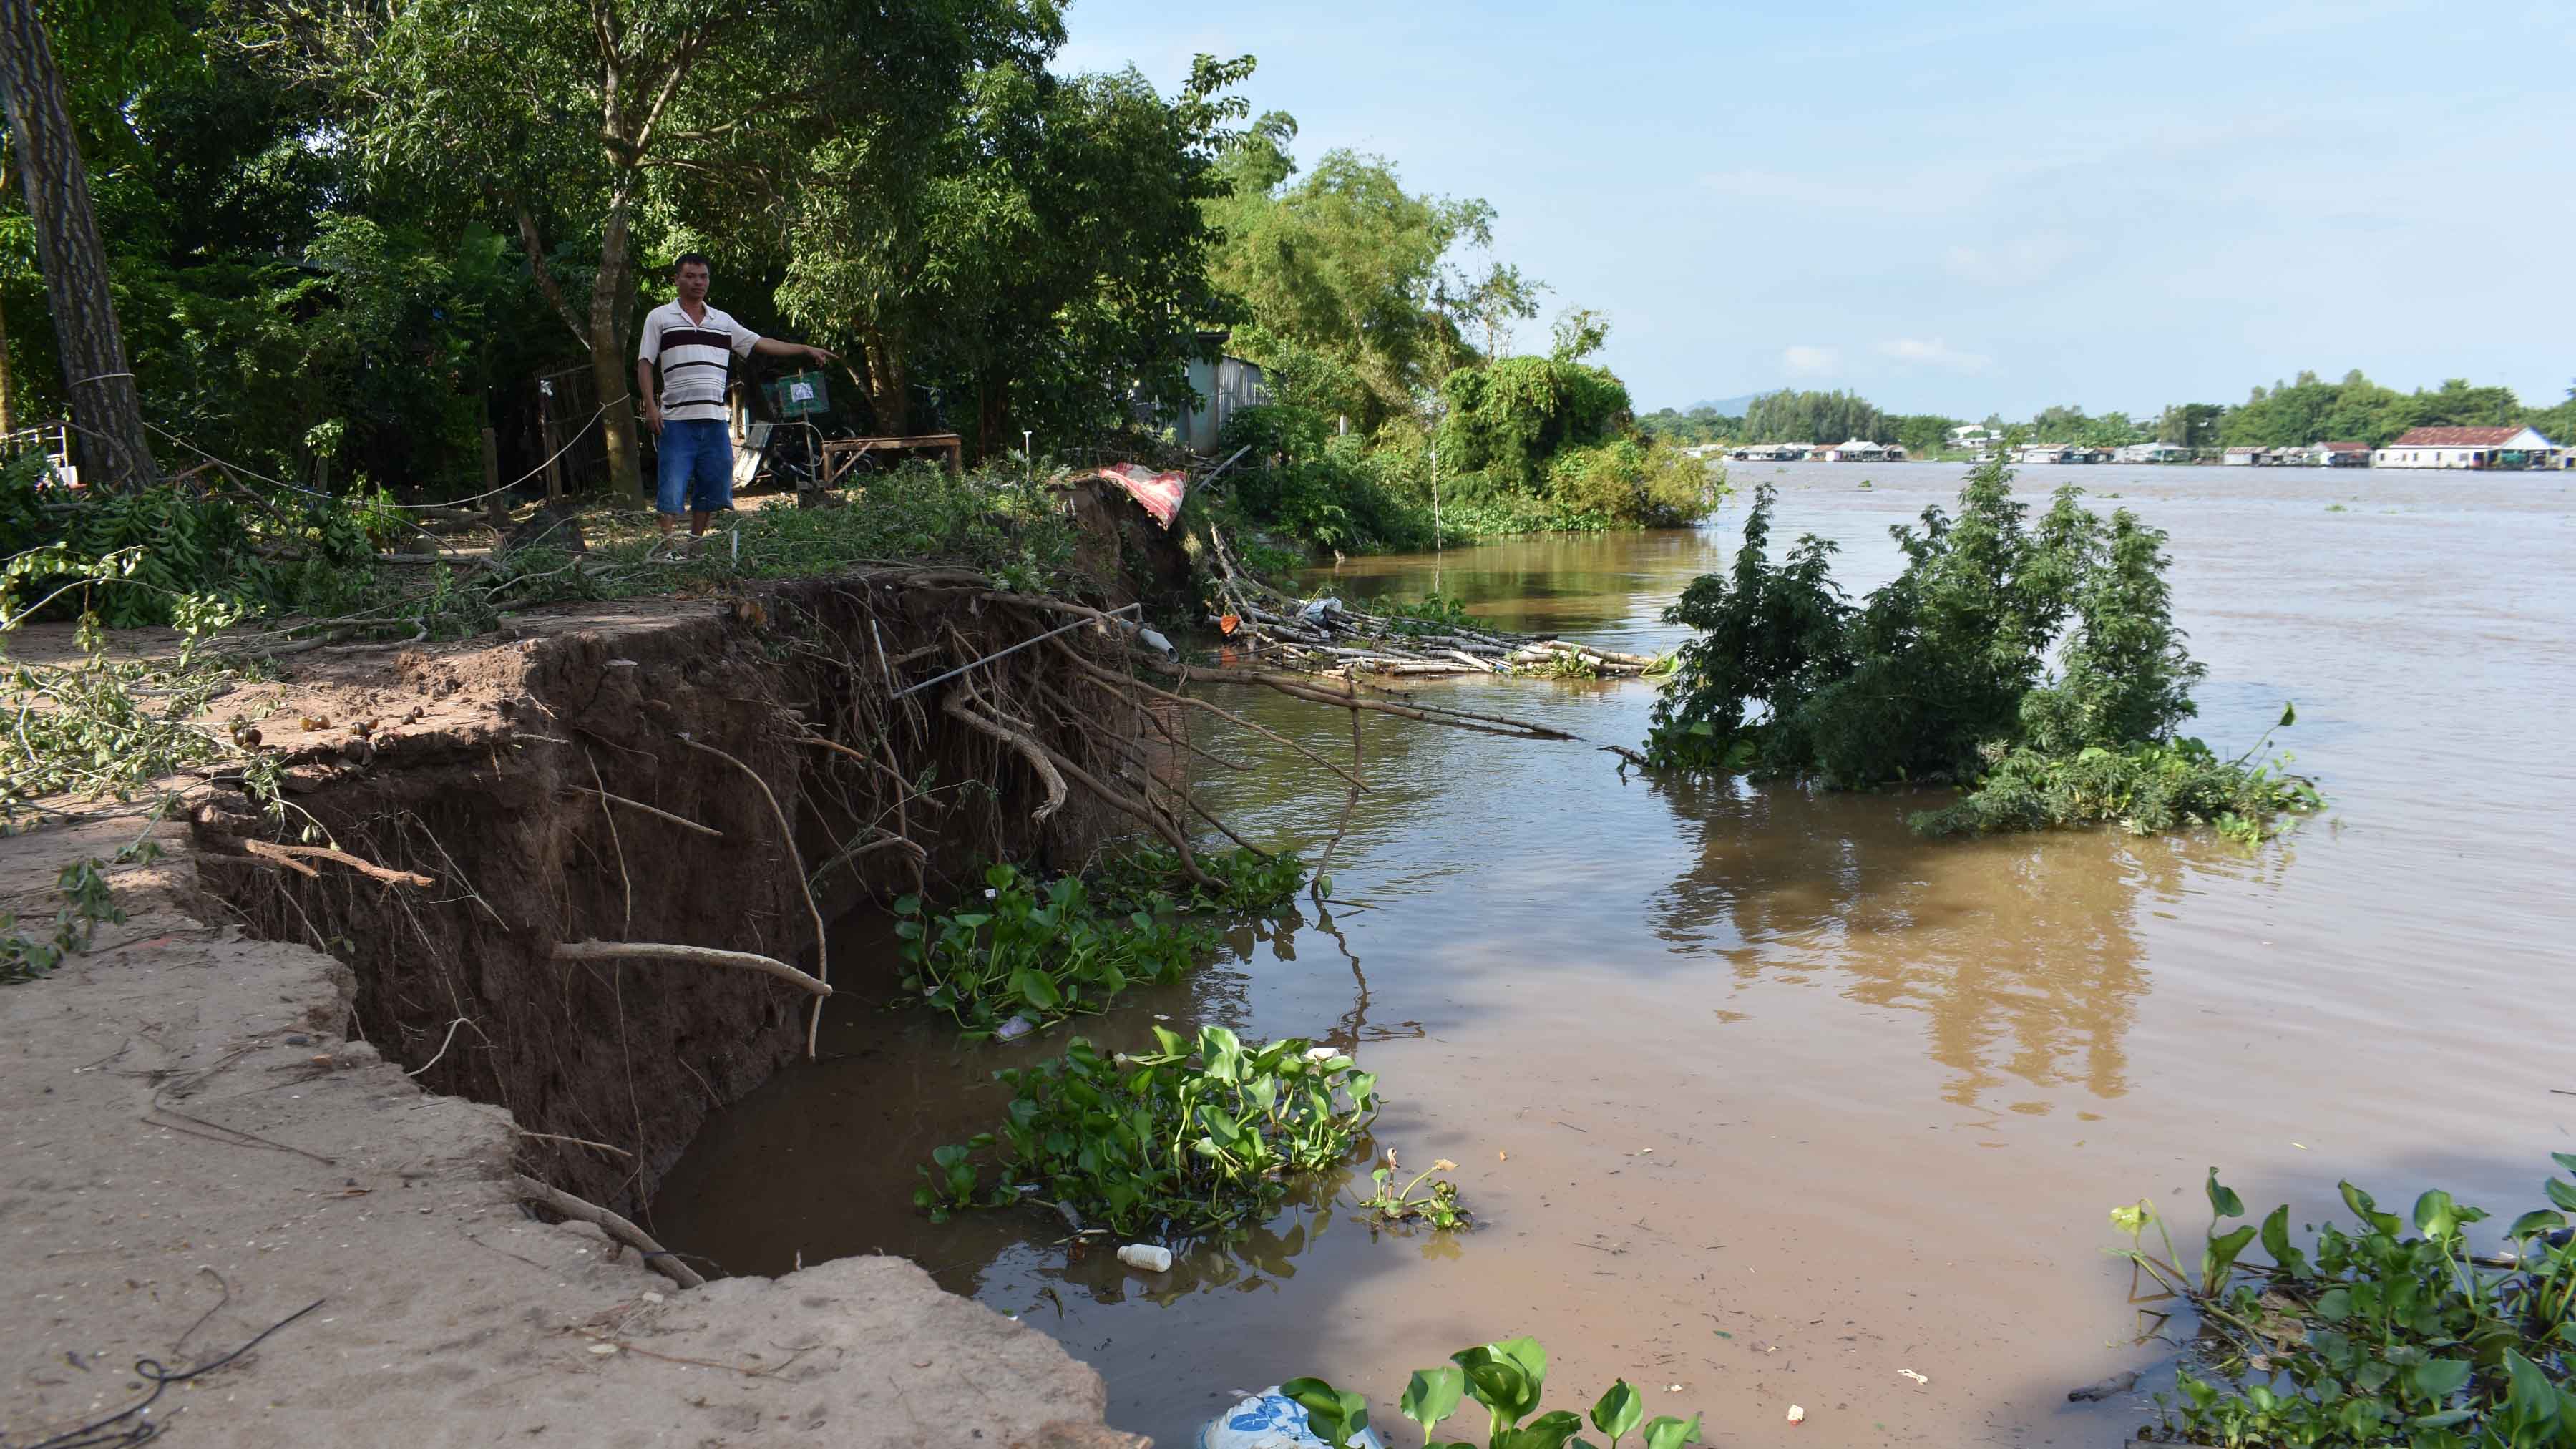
[816,433,964,487]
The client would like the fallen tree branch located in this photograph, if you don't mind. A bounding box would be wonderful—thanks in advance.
[512,1174,706,1289]
[550,940,831,996]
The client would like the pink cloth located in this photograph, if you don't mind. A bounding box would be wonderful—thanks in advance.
[1095,464,1188,530]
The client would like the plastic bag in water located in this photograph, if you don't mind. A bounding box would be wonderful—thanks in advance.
[1199,1388,1385,1449]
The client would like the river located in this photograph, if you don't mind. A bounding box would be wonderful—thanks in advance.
[654,461,2576,1446]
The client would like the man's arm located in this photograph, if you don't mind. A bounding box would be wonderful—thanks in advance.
[751,336,836,366]
[635,356,661,434]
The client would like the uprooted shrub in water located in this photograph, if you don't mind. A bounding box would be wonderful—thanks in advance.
[916,1026,1375,1235]
[1282,1335,1702,1449]
[1642,462,2318,839]
[2108,1160,2576,1447]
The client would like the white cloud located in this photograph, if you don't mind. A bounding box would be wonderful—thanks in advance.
[1877,338,1992,372]
[1782,345,1840,376]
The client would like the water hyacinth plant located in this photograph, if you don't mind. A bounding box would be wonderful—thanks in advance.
[893,862,1214,1038]
[917,1025,1377,1235]
[1284,1336,1701,1449]
[2107,1160,2576,1446]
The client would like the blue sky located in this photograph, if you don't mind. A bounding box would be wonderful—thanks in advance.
[1055,0,2574,418]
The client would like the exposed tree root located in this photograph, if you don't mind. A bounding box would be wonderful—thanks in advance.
[512,1174,706,1289]
[550,940,832,996]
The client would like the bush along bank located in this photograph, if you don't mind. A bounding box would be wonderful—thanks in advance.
[1641,460,2320,841]
[2109,1160,2576,1447]
[1206,352,1722,560]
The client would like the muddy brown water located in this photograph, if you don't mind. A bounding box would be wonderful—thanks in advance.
[654,463,2576,1446]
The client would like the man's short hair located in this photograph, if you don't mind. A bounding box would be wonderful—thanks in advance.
[673,252,713,278]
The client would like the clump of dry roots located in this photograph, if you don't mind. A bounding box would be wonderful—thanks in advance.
[1199,522,1659,679]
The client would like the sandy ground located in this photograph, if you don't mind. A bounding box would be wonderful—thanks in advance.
[0,615,1143,1448]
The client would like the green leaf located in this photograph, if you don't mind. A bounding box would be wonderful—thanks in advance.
[1453,1347,1540,1435]
[1400,1366,1465,1440]
[2507,1209,2567,1241]
[1501,1411,1584,1449]
[2504,1350,2558,1423]
[2278,701,2296,727]
[2411,1358,2472,1400]
[1638,1413,1702,1449]
[2546,1177,2576,1214]
[2551,1151,2576,1175]
[2411,1189,2459,1239]
[2409,1409,2476,1429]
[2205,1168,2245,1219]
[1589,1380,1644,1442]
[2315,1287,2353,1322]
[1280,1377,1370,1449]
[2341,1181,2402,1234]
[1008,967,1061,1010]
[2258,1204,2309,1275]
[2201,1224,2257,1291]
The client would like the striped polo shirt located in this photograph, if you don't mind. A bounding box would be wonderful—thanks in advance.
[638,301,760,423]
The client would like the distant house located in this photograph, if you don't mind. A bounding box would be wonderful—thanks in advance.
[2314,440,2370,467]
[2221,446,2263,466]
[1727,442,1810,462]
[1948,424,1998,449]
[2115,441,2192,464]
[1820,438,1903,462]
[2372,425,2557,470]
[2014,442,2107,464]
[1172,337,1269,452]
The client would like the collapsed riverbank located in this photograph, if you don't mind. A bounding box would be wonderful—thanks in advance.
[1,587,1163,1446]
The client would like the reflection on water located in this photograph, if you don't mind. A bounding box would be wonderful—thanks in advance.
[1645,771,2167,1106]
[658,464,2576,1448]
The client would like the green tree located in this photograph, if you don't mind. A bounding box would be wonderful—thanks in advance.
[1893,413,1961,457]
[1742,389,1890,444]
[772,54,1252,454]
[1547,305,1608,364]
[0,0,158,487]
[1209,145,1488,431]
[305,0,1058,495]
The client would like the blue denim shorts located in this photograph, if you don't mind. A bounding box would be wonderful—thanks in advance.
[655,419,734,515]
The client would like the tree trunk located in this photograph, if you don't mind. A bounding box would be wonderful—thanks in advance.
[0,280,14,436]
[0,0,152,488]
[587,183,640,498]
[975,371,1009,461]
[863,329,908,435]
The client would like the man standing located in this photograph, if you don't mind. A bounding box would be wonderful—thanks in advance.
[635,253,836,536]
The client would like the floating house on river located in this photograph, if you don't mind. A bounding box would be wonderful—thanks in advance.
[1820,439,1903,462]
[2114,441,2194,464]
[2372,426,2561,470]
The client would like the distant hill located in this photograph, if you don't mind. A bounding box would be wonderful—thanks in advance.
[1681,393,1765,415]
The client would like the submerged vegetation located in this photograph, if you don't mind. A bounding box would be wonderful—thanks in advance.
[1284,1336,1702,1449]
[1643,460,2318,839]
[2111,1161,2576,1447]
[916,1025,1375,1234]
